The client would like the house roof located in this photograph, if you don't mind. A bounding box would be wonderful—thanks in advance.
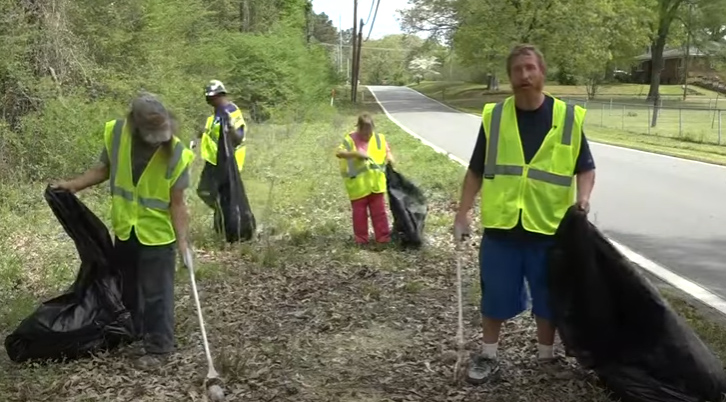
[635,41,725,61]
[634,46,706,61]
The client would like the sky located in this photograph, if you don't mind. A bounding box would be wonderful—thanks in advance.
[311,0,413,40]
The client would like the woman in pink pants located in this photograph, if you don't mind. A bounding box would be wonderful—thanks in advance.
[336,114,394,244]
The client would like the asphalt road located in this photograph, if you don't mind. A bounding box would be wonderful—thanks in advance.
[369,85,726,300]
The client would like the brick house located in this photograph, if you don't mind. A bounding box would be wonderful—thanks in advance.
[631,46,718,84]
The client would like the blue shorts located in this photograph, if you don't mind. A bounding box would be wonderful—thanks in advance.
[479,235,554,321]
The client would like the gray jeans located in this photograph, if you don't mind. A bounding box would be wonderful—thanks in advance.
[115,229,176,355]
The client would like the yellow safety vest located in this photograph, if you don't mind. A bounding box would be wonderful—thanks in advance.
[104,119,195,246]
[480,96,585,235]
[200,105,247,170]
[339,132,388,201]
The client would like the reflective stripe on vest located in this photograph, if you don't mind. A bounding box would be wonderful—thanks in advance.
[106,119,193,245]
[201,107,246,166]
[480,97,584,235]
[340,133,383,178]
[483,102,576,186]
[108,120,186,210]
[339,133,387,200]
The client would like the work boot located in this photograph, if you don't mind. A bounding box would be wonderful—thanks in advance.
[133,354,168,370]
[123,343,146,358]
[466,354,500,385]
[538,356,575,380]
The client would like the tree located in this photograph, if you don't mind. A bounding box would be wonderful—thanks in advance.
[685,0,726,75]
[693,1,726,42]
[311,12,338,44]
[409,56,441,83]
[569,0,655,98]
[400,0,671,96]
[0,0,338,181]
[341,28,354,45]
[359,34,425,85]
[449,0,654,98]
[645,0,726,100]
[399,0,459,41]
[646,0,687,100]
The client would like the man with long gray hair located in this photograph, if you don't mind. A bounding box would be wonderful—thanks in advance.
[53,92,195,369]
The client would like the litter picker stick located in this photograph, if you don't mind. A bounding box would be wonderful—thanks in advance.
[453,238,467,383]
[182,248,225,401]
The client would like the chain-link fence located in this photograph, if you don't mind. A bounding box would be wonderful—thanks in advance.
[426,87,726,145]
[561,97,726,145]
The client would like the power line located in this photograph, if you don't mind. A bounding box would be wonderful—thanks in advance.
[338,14,343,73]
[364,0,375,25]
[365,0,381,41]
[353,18,363,102]
[317,42,415,52]
[351,0,357,101]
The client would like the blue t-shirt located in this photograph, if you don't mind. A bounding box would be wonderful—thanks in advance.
[468,95,596,241]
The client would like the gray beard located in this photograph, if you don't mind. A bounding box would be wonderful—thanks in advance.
[132,129,161,149]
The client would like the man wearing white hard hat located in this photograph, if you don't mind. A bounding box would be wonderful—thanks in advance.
[195,80,247,210]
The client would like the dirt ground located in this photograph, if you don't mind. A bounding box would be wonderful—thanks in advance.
[0,229,612,402]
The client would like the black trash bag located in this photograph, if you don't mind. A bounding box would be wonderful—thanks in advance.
[385,164,427,248]
[212,108,256,243]
[4,186,134,363]
[549,205,726,402]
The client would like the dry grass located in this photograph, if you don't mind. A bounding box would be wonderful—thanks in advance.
[0,94,723,401]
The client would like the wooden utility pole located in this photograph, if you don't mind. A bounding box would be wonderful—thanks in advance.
[353,19,364,102]
[351,0,358,101]
[338,14,343,74]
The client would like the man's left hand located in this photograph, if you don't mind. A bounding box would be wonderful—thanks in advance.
[576,199,590,214]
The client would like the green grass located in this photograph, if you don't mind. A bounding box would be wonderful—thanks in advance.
[0,97,468,401]
[586,126,726,165]
[666,294,726,362]
[412,80,723,100]
[411,80,726,165]
[562,97,724,145]
[0,92,725,401]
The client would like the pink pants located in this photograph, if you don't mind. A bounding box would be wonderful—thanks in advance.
[351,193,391,244]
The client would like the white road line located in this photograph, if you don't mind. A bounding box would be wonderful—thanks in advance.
[404,86,480,117]
[368,90,469,166]
[367,85,726,317]
[404,85,726,171]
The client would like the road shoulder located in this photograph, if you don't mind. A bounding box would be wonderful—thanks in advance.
[409,82,726,166]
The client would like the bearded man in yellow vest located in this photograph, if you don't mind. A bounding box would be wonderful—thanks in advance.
[336,114,395,244]
[53,92,194,370]
[195,79,247,210]
[453,44,596,384]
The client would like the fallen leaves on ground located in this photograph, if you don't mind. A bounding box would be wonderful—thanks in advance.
[0,115,615,401]
[0,207,613,402]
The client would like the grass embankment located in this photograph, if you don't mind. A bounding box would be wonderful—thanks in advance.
[411,81,723,99]
[410,81,726,165]
[0,91,724,401]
